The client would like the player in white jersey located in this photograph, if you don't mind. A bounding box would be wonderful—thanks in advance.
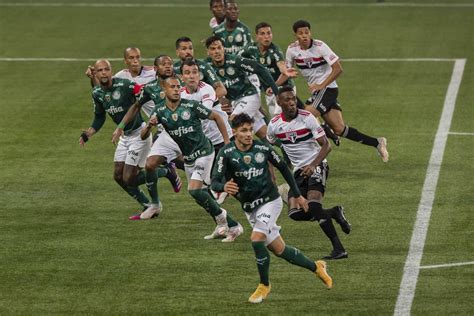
[267,86,352,260]
[209,0,226,30]
[286,20,389,162]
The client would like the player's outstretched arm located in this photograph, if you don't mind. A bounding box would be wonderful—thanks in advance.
[79,127,97,147]
[209,110,230,144]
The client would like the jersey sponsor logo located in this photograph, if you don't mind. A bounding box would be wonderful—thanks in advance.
[234,167,264,180]
[106,105,124,115]
[184,149,201,161]
[181,110,191,120]
[112,90,121,100]
[240,63,255,73]
[243,155,252,164]
[169,125,195,137]
[254,144,268,151]
[217,156,224,172]
[255,152,265,163]
[244,197,264,210]
[224,77,241,88]
[271,150,281,163]
[226,66,235,76]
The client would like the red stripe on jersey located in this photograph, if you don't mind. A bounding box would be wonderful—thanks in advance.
[271,114,282,123]
[275,128,311,139]
[294,57,325,63]
[298,109,311,116]
[198,81,205,88]
[179,87,186,93]
[133,84,143,95]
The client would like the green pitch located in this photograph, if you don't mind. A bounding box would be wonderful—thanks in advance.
[0,0,473,314]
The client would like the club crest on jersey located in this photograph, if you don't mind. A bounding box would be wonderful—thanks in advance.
[112,90,121,100]
[226,67,235,76]
[255,152,265,163]
[172,113,179,121]
[259,57,266,64]
[219,68,225,76]
[243,155,252,164]
[303,58,314,68]
[286,131,298,143]
[105,94,111,102]
[181,110,191,120]
[235,34,242,43]
[228,35,233,43]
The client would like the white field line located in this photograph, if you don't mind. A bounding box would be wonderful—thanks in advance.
[394,58,467,316]
[0,2,473,8]
[448,132,474,135]
[420,261,474,270]
[0,57,460,62]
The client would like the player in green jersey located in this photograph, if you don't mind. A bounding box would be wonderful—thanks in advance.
[173,36,227,99]
[213,0,252,55]
[211,113,334,303]
[205,35,279,140]
[79,59,152,214]
[141,77,243,241]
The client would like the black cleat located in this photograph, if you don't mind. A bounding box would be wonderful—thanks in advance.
[322,123,340,146]
[332,206,351,234]
[323,250,349,260]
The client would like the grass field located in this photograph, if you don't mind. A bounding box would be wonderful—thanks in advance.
[0,0,473,314]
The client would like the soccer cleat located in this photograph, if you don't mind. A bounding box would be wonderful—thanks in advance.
[165,162,182,193]
[203,224,229,240]
[277,183,290,205]
[248,283,271,304]
[315,260,333,289]
[222,223,244,242]
[211,190,228,205]
[129,202,162,220]
[322,123,340,146]
[376,137,389,162]
[332,206,351,234]
[323,250,348,260]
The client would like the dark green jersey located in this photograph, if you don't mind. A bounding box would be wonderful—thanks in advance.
[211,140,301,213]
[154,98,213,163]
[213,20,253,54]
[173,59,221,87]
[239,42,294,89]
[91,78,143,134]
[206,54,279,101]
[138,79,166,108]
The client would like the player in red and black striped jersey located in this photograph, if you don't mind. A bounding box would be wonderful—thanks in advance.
[267,86,352,260]
[286,20,389,162]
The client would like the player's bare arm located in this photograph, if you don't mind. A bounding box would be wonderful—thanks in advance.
[300,135,331,177]
[79,127,97,147]
[111,101,141,145]
[209,110,230,144]
[140,115,157,140]
[308,61,343,93]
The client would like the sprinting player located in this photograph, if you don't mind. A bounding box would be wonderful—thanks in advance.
[268,87,351,260]
[239,22,298,116]
[209,0,226,30]
[286,20,388,161]
[211,113,333,303]
[86,47,156,117]
[112,55,183,220]
[173,36,227,99]
[213,0,252,55]
[141,77,243,241]
[79,59,152,214]
[205,35,278,140]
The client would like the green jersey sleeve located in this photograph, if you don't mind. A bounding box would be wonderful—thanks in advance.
[199,60,220,86]
[90,93,106,132]
[211,147,227,192]
[268,146,302,197]
[194,101,212,120]
[237,56,279,95]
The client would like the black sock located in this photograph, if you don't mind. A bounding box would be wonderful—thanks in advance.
[309,201,345,252]
[288,208,315,221]
[342,126,378,147]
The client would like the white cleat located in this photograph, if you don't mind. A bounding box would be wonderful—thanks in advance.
[377,137,389,162]
[278,183,290,204]
[204,224,229,240]
[211,190,228,205]
[222,223,244,242]
[139,202,162,220]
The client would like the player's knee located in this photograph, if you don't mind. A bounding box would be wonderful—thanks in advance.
[113,171,123,185]
[308,201,329,221]
[122,172,136,187]
[333,125,345,136]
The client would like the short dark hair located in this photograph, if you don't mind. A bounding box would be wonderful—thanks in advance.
[209,0,226,7]
[231,113,254,129]
[255,22,271,34]
[205,35,224,48]
[292,20,311,33]
[175,36,192,49]
[278,85,295,96]
[180,58,198,73]
[154,54,172,66]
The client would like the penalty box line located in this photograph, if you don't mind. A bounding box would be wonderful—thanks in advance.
[393,58,466,316]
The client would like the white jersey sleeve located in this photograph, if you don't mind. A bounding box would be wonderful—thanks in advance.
[305,114,326,140]
[266,117,277,144]
[317,40,339,66]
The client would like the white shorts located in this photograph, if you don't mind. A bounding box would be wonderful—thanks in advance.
[114,125,152,168]
[149,129,181,163]
[245,197,283,246]
[184,152,215,188]
[231,93,266,132]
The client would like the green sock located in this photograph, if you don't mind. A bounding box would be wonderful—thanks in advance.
[226,215,238,228]
[136,170,146,186]
[252,241,270,286]
[156,167,168,178]
[120,185,149,207]
[188,189,222,217]
[279,245,316,272]
[145,169,160,204]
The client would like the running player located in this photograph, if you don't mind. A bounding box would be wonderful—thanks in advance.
[267,86,351,259]
[211,113,333,303]
[286,20,388,161]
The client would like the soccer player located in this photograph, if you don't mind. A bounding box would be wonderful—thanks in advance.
[211,113,333,303]
[173,36,227,99]
[209,0,226,30]
[79,59,152,213]
[213,0,252,55]
[141,77,243,241]
[205,35,279,140]
[267,86,351,260]
[239,22,298,116]
[286,20,389,162]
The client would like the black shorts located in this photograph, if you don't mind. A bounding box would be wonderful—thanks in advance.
[305,88,342,115]
[288,161,329,198]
